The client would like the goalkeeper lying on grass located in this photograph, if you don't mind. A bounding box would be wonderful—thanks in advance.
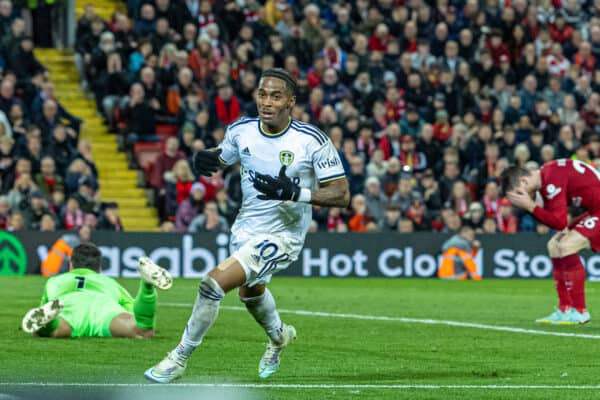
[22,242,172,338]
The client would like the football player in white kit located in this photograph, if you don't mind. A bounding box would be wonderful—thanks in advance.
[144,68,350,383]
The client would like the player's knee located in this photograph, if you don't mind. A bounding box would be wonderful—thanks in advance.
[198,276,225,302]
[238,284,265,301]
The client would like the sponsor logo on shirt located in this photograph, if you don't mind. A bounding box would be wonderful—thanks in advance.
[546,184,562,200]
[317,158,340,170]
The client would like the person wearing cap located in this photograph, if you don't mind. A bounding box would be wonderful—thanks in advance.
[399,103,424,138]
[175,181,206,232]
[438,225,482,280]
[463,201,485,232]
[364,176,387,223]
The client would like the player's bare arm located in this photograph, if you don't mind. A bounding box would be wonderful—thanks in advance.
[310,178,350,208]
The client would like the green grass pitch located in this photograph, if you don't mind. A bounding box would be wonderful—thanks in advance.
[2,276,600,400]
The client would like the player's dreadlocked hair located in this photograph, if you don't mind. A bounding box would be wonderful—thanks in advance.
[261,68,297,95]
[500,165,531,193]
[71,243,102,272]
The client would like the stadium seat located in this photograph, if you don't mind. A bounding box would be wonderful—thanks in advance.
[134,142,163,186]
[155,124,179,141]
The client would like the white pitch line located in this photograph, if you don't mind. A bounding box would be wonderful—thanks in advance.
[162,303,600,340]
[2,382,600,390]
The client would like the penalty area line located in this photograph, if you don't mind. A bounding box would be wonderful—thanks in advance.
[2,383,600,390]
[162,303,600,340]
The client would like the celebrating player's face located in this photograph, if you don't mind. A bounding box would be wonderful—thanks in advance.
[256,77,295,131]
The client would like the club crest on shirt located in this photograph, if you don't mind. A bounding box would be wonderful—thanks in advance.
[279,150,294,166]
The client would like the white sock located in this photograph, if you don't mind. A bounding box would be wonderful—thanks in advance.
[240,288,283,344]
[176,277,224,358]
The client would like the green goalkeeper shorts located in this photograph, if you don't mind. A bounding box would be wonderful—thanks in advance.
[58,292,129,337]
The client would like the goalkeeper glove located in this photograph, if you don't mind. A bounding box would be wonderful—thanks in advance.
[192,148,222,177]
[253,166,302,201]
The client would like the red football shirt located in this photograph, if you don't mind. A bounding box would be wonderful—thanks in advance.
[533,159,600,230]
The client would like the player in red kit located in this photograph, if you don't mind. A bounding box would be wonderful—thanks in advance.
[501,159,600,325]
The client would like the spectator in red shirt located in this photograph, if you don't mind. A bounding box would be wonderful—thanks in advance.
[432,110,452,141]
[368,23,392,52]
[574,41,595,74]
[486,29,511,64]
[210,81,241,126]
[548,15,574,44]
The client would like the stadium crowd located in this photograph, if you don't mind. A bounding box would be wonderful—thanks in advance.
[3,0,600,234]
[0,0,125,232]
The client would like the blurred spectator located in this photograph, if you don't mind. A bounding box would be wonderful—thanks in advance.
[7,172,37,210]
[215,186,237,226]
[23,190,53,230]
[348,194,376,232]
[175,181,205,232]
[8,36,45,81]
[441,207,462,233]
[0,194,8,228]
[364,176,387,224]
[121,83,158,147]
[71,177,98,215]
[405,193,432,231]
[210,81,241,126]
[463,202,485,233]
[164,159,195,220]
[62,196,84,230]
[347,156,365,196]
[160,220,176,232]
[34,156,64,197]
[498,198,519,234]
[39,213,56,231]
[188,200,229,233]
[7,210,24,231]
[97,202,123,231]
[398,134,427,172]
[366,148,387,178]
[389,172,418,213]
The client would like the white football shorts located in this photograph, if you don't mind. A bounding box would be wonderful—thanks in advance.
[230,233,302,286]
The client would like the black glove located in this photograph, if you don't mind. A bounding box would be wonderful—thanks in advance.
[253,165,301,201]
[192,148,222,177]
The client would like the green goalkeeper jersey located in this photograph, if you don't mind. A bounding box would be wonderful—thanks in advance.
[41,268,134,312]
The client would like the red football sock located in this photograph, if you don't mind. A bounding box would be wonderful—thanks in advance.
[552,257,571,312]
[561,254,587,312]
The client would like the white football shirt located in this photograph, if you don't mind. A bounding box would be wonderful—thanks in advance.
[218,117,345,247]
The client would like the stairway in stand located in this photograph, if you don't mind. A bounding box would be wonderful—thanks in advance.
[35,48,159,231]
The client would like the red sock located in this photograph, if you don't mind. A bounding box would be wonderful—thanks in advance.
[552,257,571,312]
[561,254,587,312]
